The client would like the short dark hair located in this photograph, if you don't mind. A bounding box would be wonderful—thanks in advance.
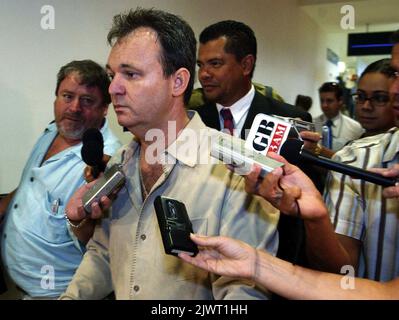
[360,58,396,79]
[107,8,196,105]
[199,20,257,78]
[56,60,111,105]
[391,29,399,44]
[295,94,313,111]
[318,82,343,100]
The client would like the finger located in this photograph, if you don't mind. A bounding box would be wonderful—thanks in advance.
[76,205,88,221]
[257,167,283,197]
[279,186,302,215]
[100,196,112,210]
[369,167,399,177]
[90,202,103,219]
[84,166,93,182]
[244,165,262,194]
[190,233,228,248]
[382,185,399,199]
[300,131,321,142]
[178,252,212,271]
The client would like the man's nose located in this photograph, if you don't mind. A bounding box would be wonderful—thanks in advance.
[109,74,125,95]
[69,98,82,112]
[198,66,211,82]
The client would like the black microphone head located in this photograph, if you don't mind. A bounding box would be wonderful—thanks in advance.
[81,128,104,166]
[279,139,304,165]
[82,128,104,144]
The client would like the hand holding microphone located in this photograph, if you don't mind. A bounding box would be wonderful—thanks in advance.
[280,139,398,187]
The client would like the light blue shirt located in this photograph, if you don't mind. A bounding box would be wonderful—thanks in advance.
[1,120,121,297]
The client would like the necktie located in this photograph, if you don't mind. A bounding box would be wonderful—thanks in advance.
[322,119,333,149]
[220,108,234,136]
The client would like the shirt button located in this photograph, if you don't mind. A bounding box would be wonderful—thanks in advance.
[140,234,146,241]
[133,285,140,292]
[13,204,18,209]
[3,234,6,239]
[30,177,34,182]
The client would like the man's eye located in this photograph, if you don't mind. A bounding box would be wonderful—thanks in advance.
[125,71,139,79]
[374,94,389,103]
[80,98,94,106]
[62,94,73,101]
[210,61,222,67]
[107,73,114,81]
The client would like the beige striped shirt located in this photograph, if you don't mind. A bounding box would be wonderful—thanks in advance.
[324,127,399,281]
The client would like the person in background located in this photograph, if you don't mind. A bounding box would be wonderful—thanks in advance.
[313,82,363,152]
[193,20,311,140]
[0,60,121,299]
[268,47,399,282]
[303,59,396,159]
[295,94,312,113]
[192,19,314,272]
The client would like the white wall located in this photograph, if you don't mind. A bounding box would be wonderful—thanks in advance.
[0,0,330,193]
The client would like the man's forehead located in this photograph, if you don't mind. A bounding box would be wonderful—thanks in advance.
[59,74,100,94]
[116,27,159,47]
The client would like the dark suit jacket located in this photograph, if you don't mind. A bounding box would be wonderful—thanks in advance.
[195,91,312,140]
[193,91,315,271]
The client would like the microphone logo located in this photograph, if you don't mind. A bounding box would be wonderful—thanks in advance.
[245,114,292,155]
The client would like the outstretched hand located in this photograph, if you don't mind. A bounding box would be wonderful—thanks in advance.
[245,152,328,220]
[179,234,257,281]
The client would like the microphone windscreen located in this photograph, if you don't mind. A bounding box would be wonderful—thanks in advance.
[81,128,104,166]
[279,139,303,165]
[82,128,104,144]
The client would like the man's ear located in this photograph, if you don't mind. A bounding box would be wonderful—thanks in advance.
[241,54,255,77]
[172,68,190,98]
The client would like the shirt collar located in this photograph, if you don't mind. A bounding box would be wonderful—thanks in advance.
[323,112,342,127]
[216,85,255,124]
[164,111,208,167]
[124,111,208,168]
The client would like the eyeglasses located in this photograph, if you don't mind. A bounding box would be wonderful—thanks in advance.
[352,92,390,107]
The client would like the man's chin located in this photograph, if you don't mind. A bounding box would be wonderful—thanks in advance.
[57,125,85,141]
[203,93,220,103]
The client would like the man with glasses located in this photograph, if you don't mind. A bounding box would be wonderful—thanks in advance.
[314,82,363,152]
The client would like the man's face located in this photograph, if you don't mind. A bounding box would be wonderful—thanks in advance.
[355,72,394,132]
[390,43,399,123]
[107,28,174,133]
[197,37,250,107]
[54,72,107,141]
[319,92,342,119]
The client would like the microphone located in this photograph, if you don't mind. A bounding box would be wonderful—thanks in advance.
[81,128,105,179]
[280,139,397,187]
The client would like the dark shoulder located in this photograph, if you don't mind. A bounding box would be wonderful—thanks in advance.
[257,94,312,122]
